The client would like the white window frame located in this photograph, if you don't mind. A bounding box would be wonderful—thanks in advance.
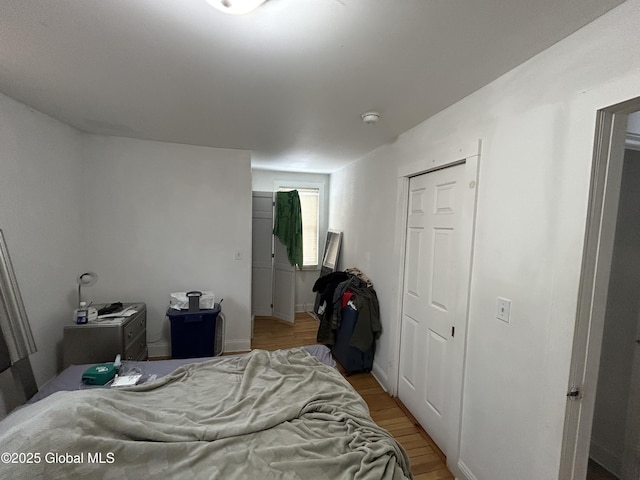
[274,181,325,270]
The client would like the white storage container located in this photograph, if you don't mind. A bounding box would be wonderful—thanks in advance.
[169,291,215,310]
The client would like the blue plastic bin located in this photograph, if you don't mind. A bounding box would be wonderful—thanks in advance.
[167,304,221,359]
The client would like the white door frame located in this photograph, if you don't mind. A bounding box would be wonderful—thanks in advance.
[560,98,640,479]
[389,139,481,478]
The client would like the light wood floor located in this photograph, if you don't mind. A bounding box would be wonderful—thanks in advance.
[252,312,454,480]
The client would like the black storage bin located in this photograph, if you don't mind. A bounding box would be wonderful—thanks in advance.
[167,304,221,359]
[331,305,375,375]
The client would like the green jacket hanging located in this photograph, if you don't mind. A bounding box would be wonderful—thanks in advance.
[273,190,303,269]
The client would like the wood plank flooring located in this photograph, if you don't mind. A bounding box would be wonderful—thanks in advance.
[252,313,454,480]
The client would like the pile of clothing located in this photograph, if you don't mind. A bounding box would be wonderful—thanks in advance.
[313,267,381,351]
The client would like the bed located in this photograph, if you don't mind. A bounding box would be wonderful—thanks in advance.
[0,345,412,479]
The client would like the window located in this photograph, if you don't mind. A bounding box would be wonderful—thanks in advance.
[278,187,320,268]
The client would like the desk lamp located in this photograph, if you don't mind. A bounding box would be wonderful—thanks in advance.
[77,272,98,307]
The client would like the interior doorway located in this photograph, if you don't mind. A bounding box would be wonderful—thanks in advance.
[561,103,640,480]
[251,191,275,317]
[251,191,296,323]
[587,116,640,480]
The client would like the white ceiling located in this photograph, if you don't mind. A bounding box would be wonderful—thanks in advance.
[0,0,626,173]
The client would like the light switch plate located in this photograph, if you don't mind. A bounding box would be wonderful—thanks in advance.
[497,297,511,323]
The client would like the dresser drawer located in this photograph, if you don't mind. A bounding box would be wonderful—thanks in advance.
[123,331,147,361]
[123,311,146,350]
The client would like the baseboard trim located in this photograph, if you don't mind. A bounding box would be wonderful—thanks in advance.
[224,339,251,353]
[148,337,252,358]
[295,303,314,313]
[147,342,170,358]
[371,362,389,391]
[456,459,477,480]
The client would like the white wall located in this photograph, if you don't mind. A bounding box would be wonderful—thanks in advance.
[0,93,85,386]
[252,169,330,311]
[590,149,640,476]
[328,1,640,479]
[82,135,252,354]
[329,145,400,382]
[0,94,253,396]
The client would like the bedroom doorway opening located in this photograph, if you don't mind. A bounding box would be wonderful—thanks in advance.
[251,191,296,323]
[561,100,640,480]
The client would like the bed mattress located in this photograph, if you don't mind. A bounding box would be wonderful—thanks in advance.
[30,344,335,403]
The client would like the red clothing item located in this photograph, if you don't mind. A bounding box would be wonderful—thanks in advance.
[341,290,355,310]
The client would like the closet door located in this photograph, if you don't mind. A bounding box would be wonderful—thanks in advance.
[398,163,465,454]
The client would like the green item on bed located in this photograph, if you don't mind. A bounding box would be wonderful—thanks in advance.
[82,363,117,385]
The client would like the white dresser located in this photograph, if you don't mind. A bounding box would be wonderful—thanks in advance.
[63,303,147,368]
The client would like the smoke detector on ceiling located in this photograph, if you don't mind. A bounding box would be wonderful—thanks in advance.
[361,111,380,125]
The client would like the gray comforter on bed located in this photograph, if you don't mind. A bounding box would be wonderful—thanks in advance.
[0,347,412,479]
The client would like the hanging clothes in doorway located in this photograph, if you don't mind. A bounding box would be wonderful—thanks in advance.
[273,190,303,269]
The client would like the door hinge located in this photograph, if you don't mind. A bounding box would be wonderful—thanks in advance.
[451,326,455,337]
[567,386,581,399]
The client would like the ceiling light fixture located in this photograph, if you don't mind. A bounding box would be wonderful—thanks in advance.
[361,111,380,125]
[206,0,268,15]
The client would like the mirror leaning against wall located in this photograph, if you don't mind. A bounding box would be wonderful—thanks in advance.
[0,229,38,405]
